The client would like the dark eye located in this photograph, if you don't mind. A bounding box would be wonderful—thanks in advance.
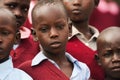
[103,50,113,57]
[21,6,29,12]
[6,4,16,9]
[39,25,49,33]
[56,23,65,30]
[1,31,10,36]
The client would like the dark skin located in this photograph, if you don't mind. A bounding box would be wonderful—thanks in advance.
[0,0,30,43]
[62,0,99,40]
[0,0,30,28]
[32,3,73,78]
[96,27,120,80]
[0,8,18,63]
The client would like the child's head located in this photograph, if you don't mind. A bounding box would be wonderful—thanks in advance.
[0,7,18,63]
[32,0,70,54]
[62,0,99,23]
[96,27,120,79]
[0,0,30,28]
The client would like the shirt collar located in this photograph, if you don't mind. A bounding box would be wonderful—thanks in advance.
[20,26,31,39]
[0,57,13,80]
[31,51,78,66]
[31,51,47,66]
[69,25,99,40]
[65,52,78,63]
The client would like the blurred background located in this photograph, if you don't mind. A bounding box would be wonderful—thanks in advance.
[89,0,120,32]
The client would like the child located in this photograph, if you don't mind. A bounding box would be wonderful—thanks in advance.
[0,0,39,67]
[0,7,33,80]
[62,0,104,80]
[18,0,90,80]
[96,26,120,80]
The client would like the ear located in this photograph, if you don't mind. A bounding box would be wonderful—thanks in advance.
[14,31,21,44]
[31,28,38,42]
[95,54,102,66]
[94,0,99,6]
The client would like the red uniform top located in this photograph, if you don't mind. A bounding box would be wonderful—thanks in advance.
[10,26,40,67]
[66,36,104,80]
[18,60,69,80]
[90,0,120,32]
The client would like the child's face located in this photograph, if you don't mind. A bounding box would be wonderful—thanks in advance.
[0,0,30,27]
[98,35,120,79]
[62,0,96,22]
[33,4,70,54]
[0,14,17,61]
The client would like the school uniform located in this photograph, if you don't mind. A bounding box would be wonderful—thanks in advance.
[0,57,33,80]
[10,26,40,67]
[18,51,90,80]
[66,26,104,80]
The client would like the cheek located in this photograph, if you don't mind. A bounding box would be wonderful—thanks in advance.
[37,33,49,45]
[22,14,28,21]
[62,2,72,13]
[100,58,111,69]
[83,1,94,14]
[4,38,14,49]
[60,31,69,42]
[24,13,28,18]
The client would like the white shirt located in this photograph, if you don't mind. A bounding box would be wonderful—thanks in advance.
[32,51,90,80]
[0,57,33,80]
[70,25,99,50]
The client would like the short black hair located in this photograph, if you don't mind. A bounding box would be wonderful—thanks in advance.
[32,0,68,26]
[0,7,17,31]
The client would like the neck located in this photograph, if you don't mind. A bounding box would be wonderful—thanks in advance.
[43,50,68,64]
[73,21,89,31]
[72,21,93,39]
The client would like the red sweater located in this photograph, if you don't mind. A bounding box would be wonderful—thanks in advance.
[90,8,120,32]
[10,35,40,67]
[66,36,104,80]
[18,60,69,80]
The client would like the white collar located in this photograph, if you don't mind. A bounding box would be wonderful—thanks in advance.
[31,51,47,66]
[69,25,99,40]
[31,51,78,67]
[0,57,13,80]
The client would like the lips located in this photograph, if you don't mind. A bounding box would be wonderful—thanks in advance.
[50,42,61,48]
[72,9,82,14]
[111,66,120,72]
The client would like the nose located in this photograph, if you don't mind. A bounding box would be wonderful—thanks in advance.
[50,27,59,39]
[13,8,23,18]
[73,0,81,6]
[112,53,120,62]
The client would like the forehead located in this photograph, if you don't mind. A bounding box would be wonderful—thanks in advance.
[0,9,16,28]
[0,9,13,22]
[98,35,120,50]
[35,4,67,19]
[1,0,30,5]
[62,0,94,3]
[103,31,120,43]
[0,16,16,30]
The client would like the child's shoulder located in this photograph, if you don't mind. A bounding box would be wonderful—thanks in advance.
[9,67,33,80]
